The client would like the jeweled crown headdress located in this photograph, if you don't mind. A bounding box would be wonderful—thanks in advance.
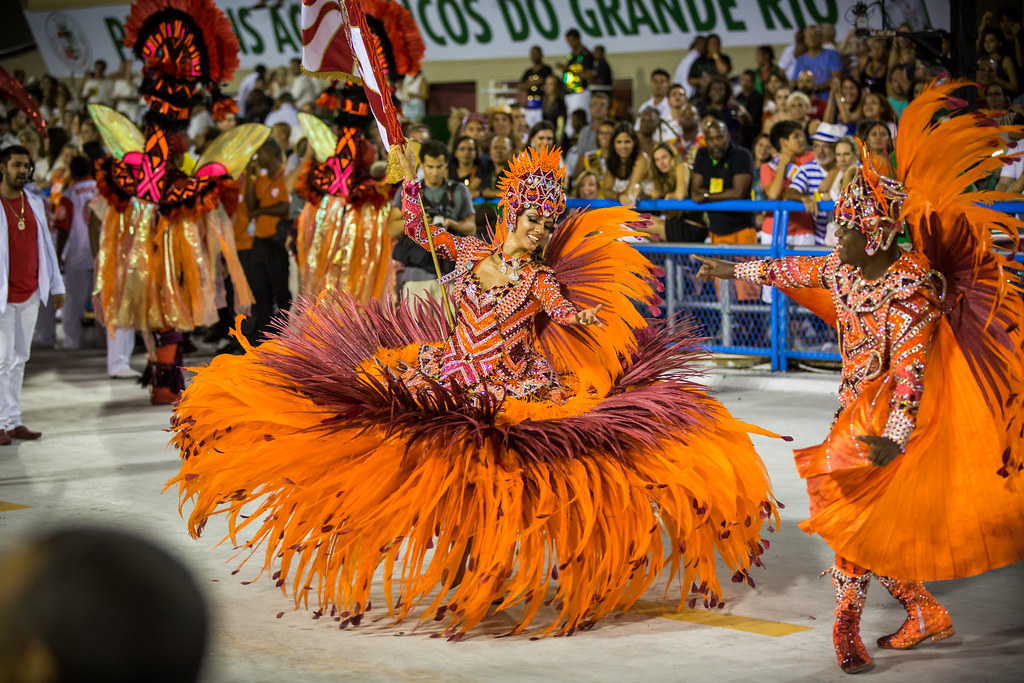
[834,139,906,255]
[495,146,566,238]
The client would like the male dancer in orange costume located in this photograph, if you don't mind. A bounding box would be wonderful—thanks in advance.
[697,82,1024,673]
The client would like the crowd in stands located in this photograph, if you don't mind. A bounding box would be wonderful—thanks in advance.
[2,7,1024,354]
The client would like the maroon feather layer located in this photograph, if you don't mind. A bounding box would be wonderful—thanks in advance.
[247,292,717,466]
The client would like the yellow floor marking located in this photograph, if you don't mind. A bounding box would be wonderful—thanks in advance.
[0,501,31,511]
[631,600,813,637]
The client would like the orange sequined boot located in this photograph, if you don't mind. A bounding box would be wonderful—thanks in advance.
[827,565,873,674]
[875,576,954,649]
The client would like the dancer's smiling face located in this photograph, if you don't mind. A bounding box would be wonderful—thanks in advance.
[506,208,554,257]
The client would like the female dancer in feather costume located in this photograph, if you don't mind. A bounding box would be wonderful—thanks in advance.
[170,145,782,638]
[697,82,1024,673]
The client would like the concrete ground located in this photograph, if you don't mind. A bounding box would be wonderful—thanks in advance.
[1,346,1022,683]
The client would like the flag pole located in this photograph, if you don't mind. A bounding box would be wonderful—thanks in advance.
[417,195,456,329]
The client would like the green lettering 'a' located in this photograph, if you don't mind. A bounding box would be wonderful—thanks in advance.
[225,9,247,54]
[270,7,299,53]
[626,0,660,34]
[651,0,689,32]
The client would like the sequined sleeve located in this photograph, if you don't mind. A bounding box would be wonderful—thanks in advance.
[880,293,941,448]
[534,270,578,324]
[401,179,479,261]
[734,254,835,289]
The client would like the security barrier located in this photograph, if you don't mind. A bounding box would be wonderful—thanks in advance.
[556,198,1024,371]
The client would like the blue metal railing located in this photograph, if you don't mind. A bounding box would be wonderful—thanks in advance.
[476,197,1024,371]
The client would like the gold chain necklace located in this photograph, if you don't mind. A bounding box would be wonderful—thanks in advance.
[1,192,26,231]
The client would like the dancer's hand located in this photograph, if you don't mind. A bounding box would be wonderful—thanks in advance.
[855,435,901,467]
[693,255,736,282]
[398,144,418,182]
[575,304,603,327]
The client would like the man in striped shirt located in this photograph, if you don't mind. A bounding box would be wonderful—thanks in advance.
[786,122,844,244]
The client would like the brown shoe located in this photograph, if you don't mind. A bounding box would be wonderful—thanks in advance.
[8,425,41,440]
[0,431,10,446]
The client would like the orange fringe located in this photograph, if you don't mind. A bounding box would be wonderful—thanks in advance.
[169,334,780,638]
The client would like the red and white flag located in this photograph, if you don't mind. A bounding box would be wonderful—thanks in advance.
[301,0,404,159]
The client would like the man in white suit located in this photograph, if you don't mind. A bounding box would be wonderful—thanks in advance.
[0,145,65,445]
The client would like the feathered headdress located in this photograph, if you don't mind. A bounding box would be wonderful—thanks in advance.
[124,0,241,130]
[494,146,566,241]
[834,140,907,255]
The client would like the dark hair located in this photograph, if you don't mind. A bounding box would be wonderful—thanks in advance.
[857,119,892,146]
[47,127,71,165]
[669,82,685,93]
[742,69,757,79]
[606,122,640,180]
[590,91,610,103]
[82,140,104,164]
[69,155,92,180]
[997,5,1020,22]
[565,28,580,40]
[752,132,774,162]
[838,75,863,110]
[689,35,705,49]
[420,138,449,163]
[650,142,680,197]
[276,92,295,104]
[704,74,731,106]
[769,119,804,150]
[859,91,897,123]
[1,527,207,683]
[527,120,556,148]
[0,144,31,167]
[651,68,670,81]
[757,45,775,61]
[450,134,477,157]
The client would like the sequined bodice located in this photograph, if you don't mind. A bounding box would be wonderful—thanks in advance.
[400,180,578,400]
[737,252,942,446]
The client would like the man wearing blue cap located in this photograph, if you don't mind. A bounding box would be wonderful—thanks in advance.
[785,122,843,244]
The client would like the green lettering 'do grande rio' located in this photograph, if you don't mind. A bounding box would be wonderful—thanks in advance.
[498,0,529,41]
[225,8,246,55]
[104,17,128,63]
[237,7,265,55]
[417,0,449,45]
[463,0,493,42]
[528,0,560,40]
[685,0,715,31]
[270,6,300,53]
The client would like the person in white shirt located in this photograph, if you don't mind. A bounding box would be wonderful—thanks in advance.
[673,36,706,100]
[0,145,65,443]
[236,65,265,119]
[79,60,115,107]
[288,58,319,109]
[56,156,96,351]
[264,93,300,132]
[187,101,214,145]
[777,28,806,80]
[110,60,142,122]
[635,68,673,130]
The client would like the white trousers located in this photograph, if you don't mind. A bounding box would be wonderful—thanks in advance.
[0,292,41,430]
[33,296,56,346]
[106,328,136,376]
[61,267,94,350]
[563,90,592,136]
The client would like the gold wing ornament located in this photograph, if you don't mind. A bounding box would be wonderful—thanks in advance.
[298,112,339,162]
[86,104,145,159]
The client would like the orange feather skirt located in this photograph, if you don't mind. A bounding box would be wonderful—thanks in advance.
[169,296,782,638]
